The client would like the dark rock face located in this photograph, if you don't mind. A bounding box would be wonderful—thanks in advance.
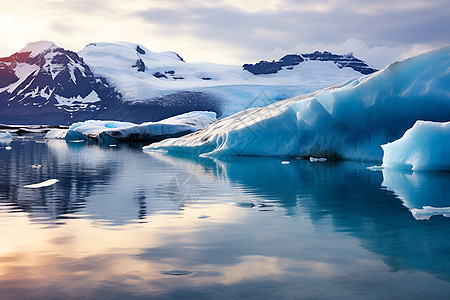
[173,52,185,62]
[242,54,304,75]
[243,51,377,75]
[136,45,146,55]
[301,51,378,75]
[0,45,121,125]
[153,72,167,79]
[132,58,145,72]
[0,44,222,125]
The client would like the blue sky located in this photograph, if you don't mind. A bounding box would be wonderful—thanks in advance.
[1,0,448,68]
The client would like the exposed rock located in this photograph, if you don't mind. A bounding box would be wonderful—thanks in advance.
[243,51,377,75]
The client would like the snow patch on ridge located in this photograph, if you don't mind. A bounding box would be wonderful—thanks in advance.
[55,90,101,107]
[19,41,58,57]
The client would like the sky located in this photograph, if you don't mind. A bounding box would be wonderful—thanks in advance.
[0,0,449,69]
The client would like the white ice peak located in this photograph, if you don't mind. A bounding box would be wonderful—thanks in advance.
[18,41,58,57]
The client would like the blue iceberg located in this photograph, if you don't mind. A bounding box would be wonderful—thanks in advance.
[64,111,216,143]
[382,121,450,171]
[144,46,450,162]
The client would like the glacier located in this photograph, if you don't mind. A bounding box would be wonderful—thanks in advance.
[1,41,376,124]
[381,121,450,171]
[78,42,370,117]
[144,46,450,162]
[64,111,216,143]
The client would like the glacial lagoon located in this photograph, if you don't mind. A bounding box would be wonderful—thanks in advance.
[1,135,450,299]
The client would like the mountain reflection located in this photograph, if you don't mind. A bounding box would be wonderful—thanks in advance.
[0,139,182,226]
[0,140,121,224]
[148,153,450,282]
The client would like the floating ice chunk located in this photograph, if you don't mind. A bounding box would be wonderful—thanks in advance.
[66,111,216,143]
[44,129,68,139]
[24,179,59,188]
[381,121,450,171]
[410,206,450,221]
[310,157,327,162]
[367,165,383,171]
[30,164,44,169]
[0,131,12,139]
[68,140,85,143]
[65,120,135,141]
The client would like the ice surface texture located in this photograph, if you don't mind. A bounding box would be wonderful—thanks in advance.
[144,46,450,162]
[381,121,450,171]
[65,111,216,143]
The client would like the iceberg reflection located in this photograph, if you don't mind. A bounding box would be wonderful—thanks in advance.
[382,169,450,220]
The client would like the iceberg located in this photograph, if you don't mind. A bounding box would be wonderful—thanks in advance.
[144,46,450,162]
[381,121,450,171]
[44,129,69,139]
[65,111,216,143]
[0,131,12,147]
[0,131,12,139]
[24,179,59,188]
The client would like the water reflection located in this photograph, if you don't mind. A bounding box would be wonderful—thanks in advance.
[0,139,188,226]
[1,141,450,299]
[149,153,450,282]
[382,169,450,220]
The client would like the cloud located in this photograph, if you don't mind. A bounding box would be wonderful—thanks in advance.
[0,0,448,67]
[129,0,449,66]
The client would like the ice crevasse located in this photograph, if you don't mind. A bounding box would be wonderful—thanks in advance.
[144,46,450,162]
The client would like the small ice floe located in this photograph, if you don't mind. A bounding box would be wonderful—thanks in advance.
[161,270,193,276]
[410,206,450,221]
[198,215,211,219]
[281,161,290,165]
[309,157,327,162]
[24,179,59,188]
[367,165,384,171]
[68,140,85,143]
[30,164,44,169]
[0,131,12,139]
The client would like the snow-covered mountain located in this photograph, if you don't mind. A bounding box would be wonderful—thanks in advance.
[0,41,121,124]
[242,51,377,75]
[0,41,377,125]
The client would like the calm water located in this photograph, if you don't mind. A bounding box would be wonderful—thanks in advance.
[1,135,450,299]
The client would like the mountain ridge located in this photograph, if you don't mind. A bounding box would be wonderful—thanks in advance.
[0,41,378,125]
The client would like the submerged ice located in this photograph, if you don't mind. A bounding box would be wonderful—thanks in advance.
[144,46,450,162]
